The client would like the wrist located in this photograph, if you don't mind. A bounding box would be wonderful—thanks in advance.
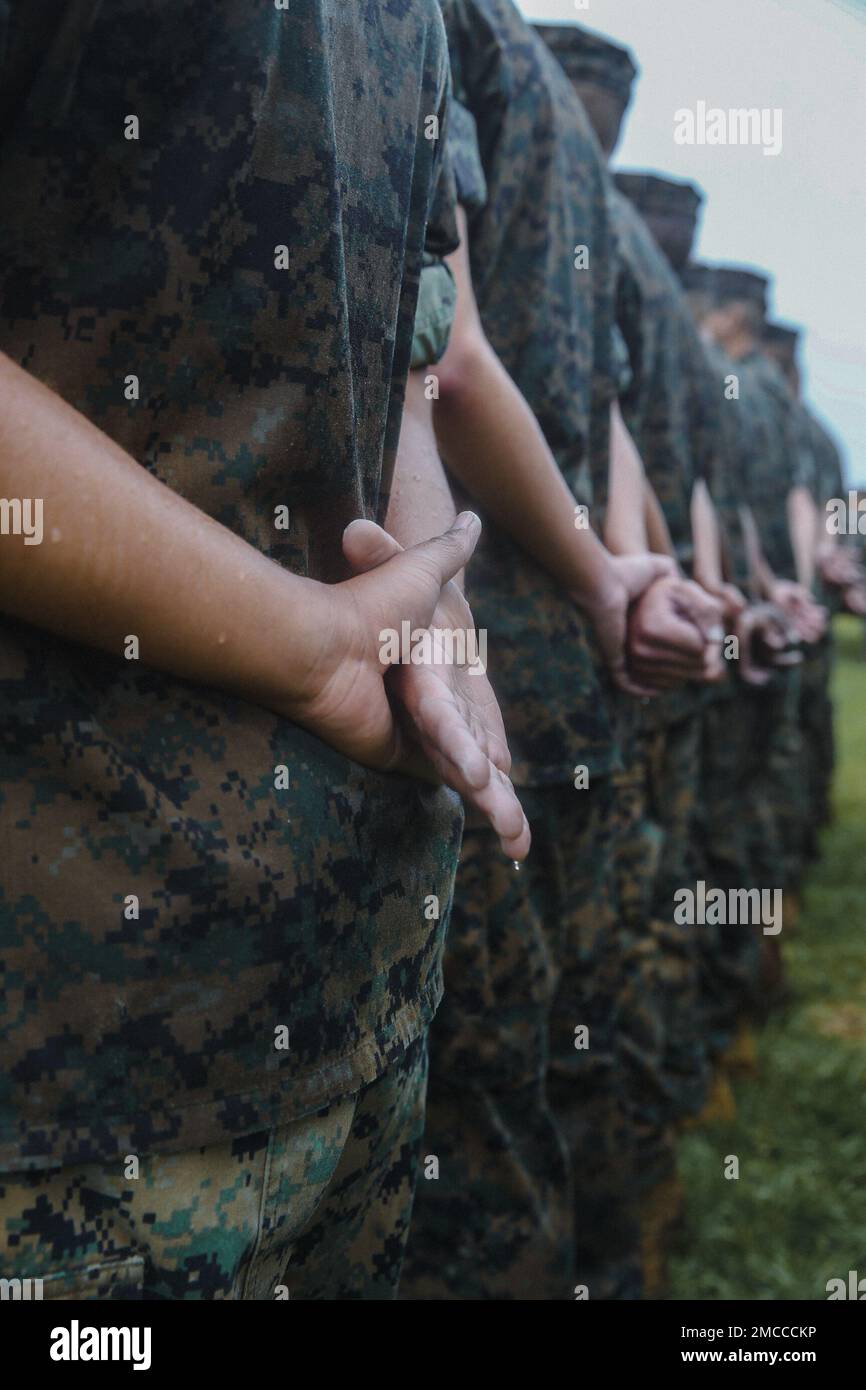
[269,572,350,721]
[570,554,625,621]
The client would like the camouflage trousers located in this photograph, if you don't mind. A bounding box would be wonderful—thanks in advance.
[0,1038,427,1300]
[610,709,708,1196]
[401,778,643,1302]
[799,636,835,857]
[694,683,764,1054]
[742,667,805,891]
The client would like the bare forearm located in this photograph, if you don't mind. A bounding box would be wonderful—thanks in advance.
[0,353,322,715]
[788,485,817,590]
[605,402,652,556]
[387,372,457,546]
[691,478,723,589]
[435,342,612,600]
[643,482,677,560]
[433,207,614,605]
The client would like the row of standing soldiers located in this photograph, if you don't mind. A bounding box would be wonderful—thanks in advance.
[2,0,862,1302]
[400,4,864,1300]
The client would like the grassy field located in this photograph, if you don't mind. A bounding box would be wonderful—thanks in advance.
[668,616,866,1300]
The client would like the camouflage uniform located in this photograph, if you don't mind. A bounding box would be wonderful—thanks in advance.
[535,30,710,1278]
[403,0,642,1301]
[803,408,846,830]
[0,0,462,1298]
[608,181,713,1157]
[740,348,810,892]
[683,267,808,900]
[622,177,763,1052]
[412,257,458,371]
[0,1036,427,1300]
[763,324,842,845]
[695,339,768,1040]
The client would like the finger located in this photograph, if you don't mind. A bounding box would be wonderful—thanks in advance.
[413,693,492,792]
[638,606,708,654]
[631,640,707,674]
[342,518,403,572]
[419,732,530,858]
[675,581,725,641]
[408,693,526,841]
[404,511,482,589]
[701,654,726,684]
[352,512,482,639]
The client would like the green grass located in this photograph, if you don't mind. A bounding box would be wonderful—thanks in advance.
[668,616,866,1300]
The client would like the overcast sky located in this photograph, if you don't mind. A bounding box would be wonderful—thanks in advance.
[519,0,866,483]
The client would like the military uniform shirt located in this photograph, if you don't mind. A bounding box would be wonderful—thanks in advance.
[0,0,463,1170]
[440,0,620,786]
[611,188,703,569]
[736,352,810,580]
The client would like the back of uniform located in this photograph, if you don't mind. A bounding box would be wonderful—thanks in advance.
[0,0,463,1300]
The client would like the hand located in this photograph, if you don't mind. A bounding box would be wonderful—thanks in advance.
[817,545,864,589]
[625,575,725,690]
[843,582,866,616]
[769,580,828,644]
[735,602,800,687]
[575,551,677,696]
[695,577,748,626]
[335,516,530,860]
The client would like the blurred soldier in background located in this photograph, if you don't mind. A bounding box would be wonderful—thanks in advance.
[404,0,719,1302]
[536,22,731,1293]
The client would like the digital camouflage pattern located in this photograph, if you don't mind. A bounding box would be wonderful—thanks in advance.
[738,352,813,887]
[735,351,812,581]
[799,638,835,854]
[0,0,464,1170]
[613,173,751,598]
[801,410,843,835]
[439,0,621,787]
[400,0,645,1304]
[611,186,712,744]
[694,686,764,1051]
[446,97,488,218]
[0,1036,427,1299]
[645,714,709,1121]
[611,187,702,573]
[402,782,642,1301]
[410,254,458,370]
[606,190,711,1150]
[701,341,758,591]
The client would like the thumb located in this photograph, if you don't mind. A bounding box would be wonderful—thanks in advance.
[345,513,480,586]
[675,580,725,643]
[405,511,481,588]
[345,512,481,654]
[617,553,677,602]
[343,518,404,574]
